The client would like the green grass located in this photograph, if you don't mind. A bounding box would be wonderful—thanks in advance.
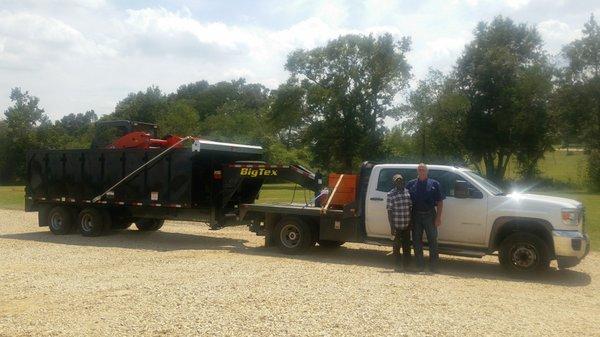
[257,183,314,204]
[504,150,588,188]
[0,186,24,210]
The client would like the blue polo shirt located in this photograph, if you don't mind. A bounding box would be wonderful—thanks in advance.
[406,178,445,212]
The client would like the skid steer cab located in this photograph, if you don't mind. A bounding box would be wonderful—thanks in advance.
[90,120,184,150]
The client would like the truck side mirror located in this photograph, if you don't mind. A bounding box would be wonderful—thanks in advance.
[454,180,469,198]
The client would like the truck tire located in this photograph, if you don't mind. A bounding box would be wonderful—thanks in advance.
[317,240,345,248]
[135,219,164,231]
[499,232,550,274]
[78,208,110,237]
[274,217,314,254]
[48,206,75,235]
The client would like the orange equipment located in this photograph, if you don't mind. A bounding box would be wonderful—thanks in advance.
[108,132,185,149]
[327,173,357,208]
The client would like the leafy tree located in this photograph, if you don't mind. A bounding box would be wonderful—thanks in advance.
[555,14,600,190]
[113,86,167,123]
[199,101,267,144]
[285,33,411,171]
[455,16,553,181]
[172,79,269,122]
[53,110,98,148]
[382,125,419,162]
[1,88,50,182]
[402,70,470,165]
[268,78,309,148]
[157,101,200,136]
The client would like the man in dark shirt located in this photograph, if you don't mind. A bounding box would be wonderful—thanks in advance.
[406,163,445,272]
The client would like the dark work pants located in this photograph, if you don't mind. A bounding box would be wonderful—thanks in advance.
[392,228,412,266]
[412,209,438,268]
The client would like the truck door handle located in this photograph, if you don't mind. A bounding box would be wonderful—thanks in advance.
[370,197,383,201]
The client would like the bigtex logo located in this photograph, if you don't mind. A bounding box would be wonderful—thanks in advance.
[240,167,278,177]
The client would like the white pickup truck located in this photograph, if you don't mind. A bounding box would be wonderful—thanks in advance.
[241,162,590,274]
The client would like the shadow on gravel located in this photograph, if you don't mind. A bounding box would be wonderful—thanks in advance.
[0,229,248,252]
[257,246,592,288]
[1,229,591,287]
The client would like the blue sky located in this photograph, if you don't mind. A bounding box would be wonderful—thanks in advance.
[0,0,598,120]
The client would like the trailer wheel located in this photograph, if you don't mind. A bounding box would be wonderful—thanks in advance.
[274,217,314,254]
[135,219,164,231]
[317,240,345,248]
[78,208,110,237]
[48,206,75,235]
[499,232,550,274]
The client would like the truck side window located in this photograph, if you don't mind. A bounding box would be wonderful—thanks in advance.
[376,168,417,192]
[428,170,452,197]
[428,170,477,198]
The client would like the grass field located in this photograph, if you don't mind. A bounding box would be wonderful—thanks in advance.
[0,186,24,210]
[504,150,588,188]
[0,182,596,251]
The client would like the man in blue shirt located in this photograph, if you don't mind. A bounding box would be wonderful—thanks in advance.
[406,163,445,272]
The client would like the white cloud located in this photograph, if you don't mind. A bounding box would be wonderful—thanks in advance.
[0,10,116,70]
[0,1,594,121]
[537,19,580,54]
[504,0,531,9]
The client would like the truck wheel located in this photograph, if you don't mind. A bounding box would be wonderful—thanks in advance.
[274,217,314,254]
[499,232,550,274]
[48,206,75,235]
[135,219,164,231]
[78,208,110,237]
[318,240,345,248]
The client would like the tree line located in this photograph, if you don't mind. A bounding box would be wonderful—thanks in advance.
[1,15,600,190]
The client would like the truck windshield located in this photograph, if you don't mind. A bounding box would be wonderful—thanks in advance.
[463,171,505,195]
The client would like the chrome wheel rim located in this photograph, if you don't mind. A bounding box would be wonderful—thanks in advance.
[511,243,538,269]
[81,214,94,232]
[280,224,301,248]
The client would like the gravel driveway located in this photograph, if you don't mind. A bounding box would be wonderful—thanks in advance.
[0,209,598,336]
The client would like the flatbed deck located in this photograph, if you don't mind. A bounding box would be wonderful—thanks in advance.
[240,203,344,217]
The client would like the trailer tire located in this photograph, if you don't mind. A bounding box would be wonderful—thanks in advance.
[48,206,75,235]
[135,219,164,231]
[499,232,550,274]
[78,208,110,237]
[317,240,345,248]
[274,217,314,254]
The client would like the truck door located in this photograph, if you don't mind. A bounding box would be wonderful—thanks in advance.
[365,166,416,239]
[428,170,487,246]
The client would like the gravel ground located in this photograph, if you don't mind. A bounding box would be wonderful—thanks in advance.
[0,209,598,337]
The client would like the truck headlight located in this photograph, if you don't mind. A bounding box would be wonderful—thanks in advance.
[561,209,578,226]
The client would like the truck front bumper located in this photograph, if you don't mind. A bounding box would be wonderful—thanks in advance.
[552,230,590,268]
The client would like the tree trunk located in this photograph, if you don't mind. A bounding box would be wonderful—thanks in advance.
[483,153,495,180]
